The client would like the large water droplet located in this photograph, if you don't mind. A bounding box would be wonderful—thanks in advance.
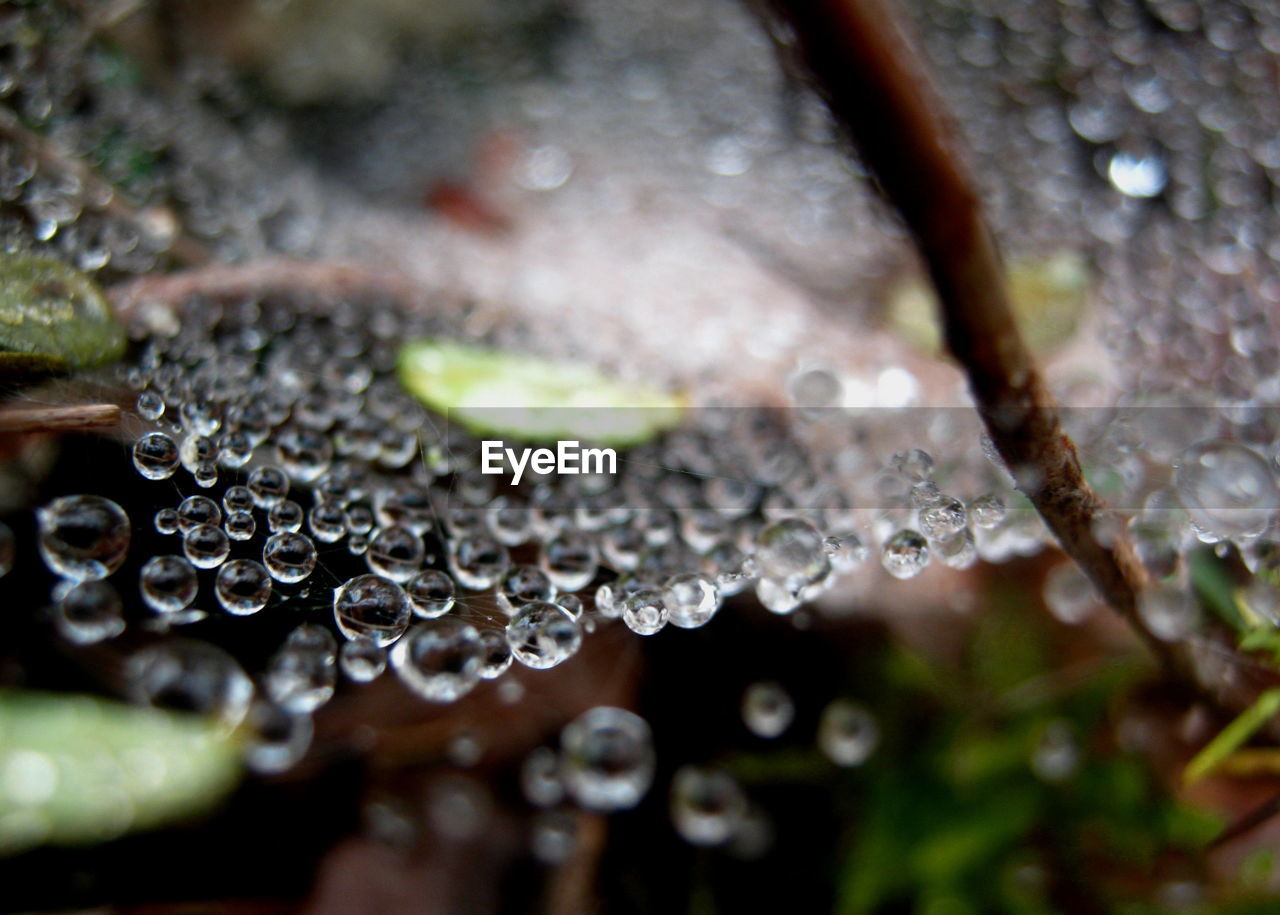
[37,494,130,580]
[560,707,654,812]
[391,618,484,702]
[333,573,411,645]
[506,601,583,669]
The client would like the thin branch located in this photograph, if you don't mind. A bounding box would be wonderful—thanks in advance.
[108,259,435,324]
[763,0,1182,673]
[0,107,213,267]
[0,402,120,433]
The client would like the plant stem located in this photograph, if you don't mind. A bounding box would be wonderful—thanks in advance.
[0,402,120,433]
[762,0,1180,672]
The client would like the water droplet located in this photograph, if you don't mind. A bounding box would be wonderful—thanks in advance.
[557,593,584,619]
[135,390,164,420]
[391,618,484,702]
[263,531,317,584]
[37,494,130,580]
[818,699,879,766]
[1138,584,1199,642]
[880,529,930,579]
[339,639,387,682]
[968,493,1006,529]
[243,701,313,775]
[225,510,256,541]
[267,499,304,534]
[308,502,347,543]
[506,601,583,669]
[54,579,125,644]
[127,639,254,731]
[132,432,180,480]
[139,555,198,615]
[621,588,668,635]
[754,518,829,588]
[177,495,220,533]
[247,465,290,508]
[918,496,967,541]
[477,629,513,678]
[215,559,272,615]
[1043,563,1097,625]
[1031,720,1079,783]
[531,809,577,864]
[539,532,599,592]
[891,449,934,482]
[266,624,336,713]
[560,707,654,812]
[405,569,456,619]
[276,425,333,483]
[366,524,425,582]
[662,572,720,629]
[1175,440,1278,540]
[154,508,179,535]
[498,564,555,615]
[521,746,563,807]
[822,532,867,573]
[670,766,747,846]
[222,485,254,514]
[741,681,793,738]
[183,523,230,569]
[1107,151,1167,198]
[449,534,510,590]
[334,573,411,645]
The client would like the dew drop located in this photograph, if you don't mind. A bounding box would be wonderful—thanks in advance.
[183,523,230,569]
[880,529,930,579]
[339,639,387,682]
[215,559,272,616]
[333,573,411,646]
[506,601,583,669]
[37,494,130,581]
[560,707,654,812]
[139,555,198,615]
[405,569,456,619]
[132,431,180,480]
[818,699,879,767]
[741,681,794,739]
[670,766,747,847]
[621,588,668,635]
[662,572,720,629]
[263,531,317,584]
[391,618,484,702]
[54,579,125,644]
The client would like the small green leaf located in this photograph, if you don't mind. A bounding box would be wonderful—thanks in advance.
[1184,688,1280,785]
[397,338,685,446]
[0,690,241,855]
[0,254,126,372]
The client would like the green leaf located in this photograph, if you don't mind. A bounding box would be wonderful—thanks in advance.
[0,254,125,372]
[397,338,685,446]
[0,690,242,855]
[1184,688,1280,785]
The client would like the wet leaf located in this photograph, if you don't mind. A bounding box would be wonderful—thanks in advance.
[0,690,241,855]
[0,254,125,373]
[397,338,685,446]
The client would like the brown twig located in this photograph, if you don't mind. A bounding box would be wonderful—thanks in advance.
[0,107,213,267]
[0,402,120,433]
[108,259,434,325]
[763,0,1181,673]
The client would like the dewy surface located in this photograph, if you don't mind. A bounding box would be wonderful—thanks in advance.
[3,0,1280,905]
